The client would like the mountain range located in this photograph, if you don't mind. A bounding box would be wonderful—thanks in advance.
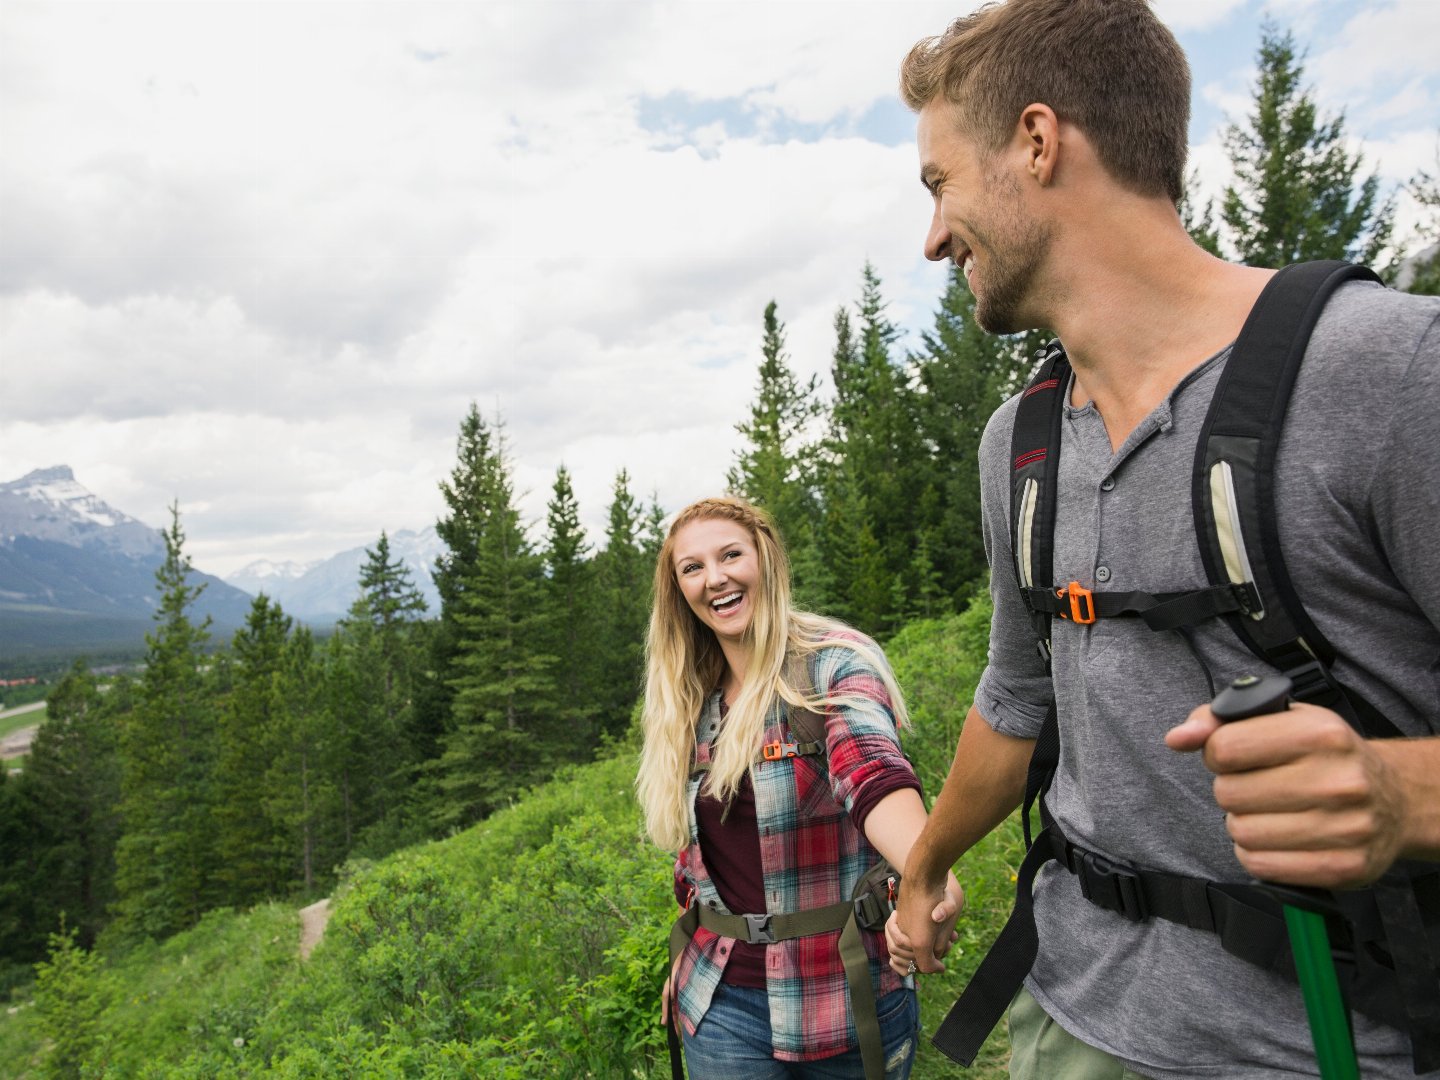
[222,528,442,623]
[0,466,439,658]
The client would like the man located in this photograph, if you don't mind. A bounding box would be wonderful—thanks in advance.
[887,1,1440,1077]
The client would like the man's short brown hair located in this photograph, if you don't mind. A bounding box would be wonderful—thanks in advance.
[900,0,1190,204]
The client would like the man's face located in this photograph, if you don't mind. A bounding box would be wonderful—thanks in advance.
[917,100,1053,334]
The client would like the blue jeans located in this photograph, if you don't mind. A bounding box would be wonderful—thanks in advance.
[681,982,919,1079]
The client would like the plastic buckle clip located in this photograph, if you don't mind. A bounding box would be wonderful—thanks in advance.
[1077,850,1147,922]
[1056,581,1096,624]
[743,913,776,944]
[762,741,799,761]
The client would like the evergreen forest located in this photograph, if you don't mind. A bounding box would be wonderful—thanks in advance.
[2,24,1439,1078]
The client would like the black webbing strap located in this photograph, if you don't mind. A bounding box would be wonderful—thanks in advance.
[931,829,1057,1064]
[931,824,1297,1066]
[1021,582,1258,632]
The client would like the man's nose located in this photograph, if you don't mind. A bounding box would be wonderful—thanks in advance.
[924,205,951,263]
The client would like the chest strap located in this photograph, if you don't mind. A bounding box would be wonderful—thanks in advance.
[1022,581,1259,631]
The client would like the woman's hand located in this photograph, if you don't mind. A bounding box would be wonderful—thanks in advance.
[887,870,963,976]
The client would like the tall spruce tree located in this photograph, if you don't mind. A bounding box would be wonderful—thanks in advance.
[818,265,926,634]
[267,626,339,891]
[727,300,825,609]
[591,469,650,736]
[412,404,500,826]
[352,531,430,835]
[1221,23,1395,271]
[437,422,554,826]
[912,265,1042,604]
[212,595,292,906]
[539,464,597,757]
[5,665,122,956]
[727,301,823,526]
[113,505,221,938]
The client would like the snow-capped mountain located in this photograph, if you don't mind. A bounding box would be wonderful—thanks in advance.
[0,466,255,652]
[224,528,442,622]
[0,465,163,559]
[224,558,318,595]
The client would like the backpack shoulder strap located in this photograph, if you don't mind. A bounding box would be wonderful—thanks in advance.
[1192,260,1400,734]
[1010,341,1072,664]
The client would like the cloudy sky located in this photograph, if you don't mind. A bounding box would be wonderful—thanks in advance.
[2,0,1437,578]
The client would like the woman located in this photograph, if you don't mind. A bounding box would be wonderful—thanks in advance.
[637,496,961,1079]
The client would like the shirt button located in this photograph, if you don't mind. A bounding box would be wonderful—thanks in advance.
[1100,476,1116,492]
[719,946,727,955]
[1096,566,1112,583]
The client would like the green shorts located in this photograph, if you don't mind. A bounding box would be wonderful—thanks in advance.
[1007,987,1153,1080]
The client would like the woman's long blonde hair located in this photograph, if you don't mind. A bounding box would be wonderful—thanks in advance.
[636,496,908,851]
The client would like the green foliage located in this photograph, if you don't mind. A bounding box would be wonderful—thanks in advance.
[15,663,122,955]
[1221,23,1395,272]
[32,923,108,1078]
[113,505,222,940]
[0,602,1022,1078]
[727,300,825,587]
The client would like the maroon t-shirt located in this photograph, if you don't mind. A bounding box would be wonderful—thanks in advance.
[694,702,920,987]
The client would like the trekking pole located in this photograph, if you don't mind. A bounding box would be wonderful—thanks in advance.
[1211,674,1360,1080]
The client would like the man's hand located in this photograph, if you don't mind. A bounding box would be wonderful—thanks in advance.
[1166,700,1412,888]
[887,871,963,976]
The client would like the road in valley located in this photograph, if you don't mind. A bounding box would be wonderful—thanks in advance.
[0,701,45,761]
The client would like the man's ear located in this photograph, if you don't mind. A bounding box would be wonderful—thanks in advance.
[1018,103,1060,187]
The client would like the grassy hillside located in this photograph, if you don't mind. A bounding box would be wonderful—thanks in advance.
[0,600,1024,1078]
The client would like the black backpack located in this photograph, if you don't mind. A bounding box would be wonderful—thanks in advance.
[930,262,1440,1074]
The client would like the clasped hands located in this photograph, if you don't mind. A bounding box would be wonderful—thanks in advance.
[885,870,963,977]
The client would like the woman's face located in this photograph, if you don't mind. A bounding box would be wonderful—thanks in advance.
[671,516,762,645]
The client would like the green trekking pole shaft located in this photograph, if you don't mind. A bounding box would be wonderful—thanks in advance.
[1212,675,1359,1080]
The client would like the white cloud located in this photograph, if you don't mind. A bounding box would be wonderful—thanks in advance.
[3,0,1436,581]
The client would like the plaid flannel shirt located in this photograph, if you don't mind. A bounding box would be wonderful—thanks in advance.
[672,629,917,1061]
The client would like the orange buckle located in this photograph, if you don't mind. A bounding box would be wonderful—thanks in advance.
[1057,581,1096,624]
[762,741,799,761]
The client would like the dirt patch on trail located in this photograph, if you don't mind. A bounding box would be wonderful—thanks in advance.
[299,898,332,960]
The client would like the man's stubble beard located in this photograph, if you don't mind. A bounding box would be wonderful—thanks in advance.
[969,169,1054,336]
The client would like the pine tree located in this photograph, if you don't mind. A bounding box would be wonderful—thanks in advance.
[1221,23,1395,272]
[590,470,649,736]
[818,265,927,634]
[539,465,597,757]
[437,423,555,826]
[266,627,340,892]
[1179,168,1223,257]
[911,265,1043,604]
[15,664,123,950]
[113,505,221,938]
[212,595,292,905]
[727,301,823,525]
[412,404,501,826]
[350,532,430,837]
